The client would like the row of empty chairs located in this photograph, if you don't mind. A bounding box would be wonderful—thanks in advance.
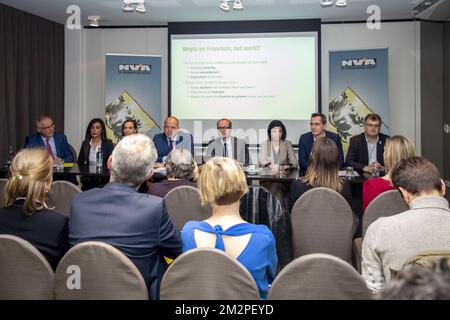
[0,234,370,300]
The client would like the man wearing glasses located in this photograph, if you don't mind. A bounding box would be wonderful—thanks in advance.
[153,116,194,166]
[204,118,249,164]
[345,113,389,173]
[24,115,74,163]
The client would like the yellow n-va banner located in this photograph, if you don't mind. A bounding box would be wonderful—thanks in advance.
[328,49,389,155]
[104,54,162,144]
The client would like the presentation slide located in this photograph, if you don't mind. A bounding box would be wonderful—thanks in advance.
[171,32,318,120]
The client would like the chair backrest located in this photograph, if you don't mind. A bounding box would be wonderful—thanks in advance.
[291,187,354,262]
[240,185,293,269]
[268,253,371,300]
[54,241,148,300]
[69,144,77,163]
[363,189,408,237]
[45,180,82,217]
[160,248,260,300]
[0,178,7,202]
[164,185,212,230]
[0,234,54,299]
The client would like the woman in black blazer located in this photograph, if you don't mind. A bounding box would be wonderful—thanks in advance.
[78,118,114,190]
[0,148,69,270]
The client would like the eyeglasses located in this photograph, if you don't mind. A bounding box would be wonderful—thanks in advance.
[217,126,232,130]
[364,123,381,128]
[40,124,55,130]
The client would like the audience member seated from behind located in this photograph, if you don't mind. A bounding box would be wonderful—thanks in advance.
[182,157,277,299]
[289,137,351,211]
[376,258,450,300]
[204,118,249,164]
[77,118,114,191]
[0,149,69,270]
[345,113,389,174]
[298,112,344,172]
[362,156,450,292]
[121,118,138,138]
[69,134,182,300]
[153,116,194,167]
[362,135,416,213]
[148,149,198,198]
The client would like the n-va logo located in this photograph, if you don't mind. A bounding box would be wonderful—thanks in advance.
[118,64,152,74]
[341,58,376,69]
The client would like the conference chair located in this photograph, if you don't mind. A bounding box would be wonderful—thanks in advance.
[45,180,82,217]
[352,190,408,271]
[54,241,148,300]
[268,253,371,300]
[0,234,54,300]
[163,185,212,230]
[0,178,7,202]
[69,143,78,163]
[240,185,293,270]
[160,248,260,300]
[291,187,355,263]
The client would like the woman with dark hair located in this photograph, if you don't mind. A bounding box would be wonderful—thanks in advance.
[289,137,351,210]
[259,120,298,170]
[259,120,298,209]
[78,118,114,190]
[121,119,138,138]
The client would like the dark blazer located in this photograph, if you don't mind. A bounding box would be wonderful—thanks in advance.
[25,133,74,163]
[298,131,345,172]
[153,132,194,163]
[69,182,182,300]
[345,132,389,172]
[0,201,69,270]
[289,179,352,211]
[77,139,114,166]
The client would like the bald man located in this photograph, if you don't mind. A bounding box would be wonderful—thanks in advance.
[153,116,194,164]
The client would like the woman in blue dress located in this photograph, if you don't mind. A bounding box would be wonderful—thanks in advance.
[181,157,277,299]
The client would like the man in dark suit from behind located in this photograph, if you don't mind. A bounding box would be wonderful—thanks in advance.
[69,134,182,300]
[24,115,74,163]
[345,113,389,174]
[298,112,344,172]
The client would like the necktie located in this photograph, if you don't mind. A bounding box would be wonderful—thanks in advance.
[45,139,54,158]
[223,142,228,157]
[168,139,173,153]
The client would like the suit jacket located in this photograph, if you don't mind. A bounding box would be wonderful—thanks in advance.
[77,139,114,166]
[25,133,74,163]
[153,132,194,163]
[0,201,69,270]
[204,136,249,164]
[258,140,298,168]
[345,132,388,172]
[298,130,345,172]
[69,183,182,300]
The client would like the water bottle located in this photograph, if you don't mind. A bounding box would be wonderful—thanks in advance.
[96,147,103,173]
[4,145,13,168]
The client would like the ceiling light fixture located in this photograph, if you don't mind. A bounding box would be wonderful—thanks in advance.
[88,15,100,27]
[122,0,147,13]
[335,0,347,7]
[320,0,333,7]
[220,0,243,12]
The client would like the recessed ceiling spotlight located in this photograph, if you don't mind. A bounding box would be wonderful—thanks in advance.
[88,15,100,27]
[335,0,347,7]
[136,3,146,13]
[233,0,243,10]
[320,0,333,7]
[220,0,230,11]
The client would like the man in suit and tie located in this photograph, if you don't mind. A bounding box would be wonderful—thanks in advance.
[204,118,249,164]
[69,134,182,300]
[345,113,389,174]
[153,116,194,166]
[298,112,344,172]
[24,115,74,163]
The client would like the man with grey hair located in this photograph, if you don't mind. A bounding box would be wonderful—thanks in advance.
[148,149,198,198]
[69,134,182,300]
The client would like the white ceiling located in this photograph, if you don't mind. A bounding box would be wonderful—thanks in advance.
[0,0,424,26]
